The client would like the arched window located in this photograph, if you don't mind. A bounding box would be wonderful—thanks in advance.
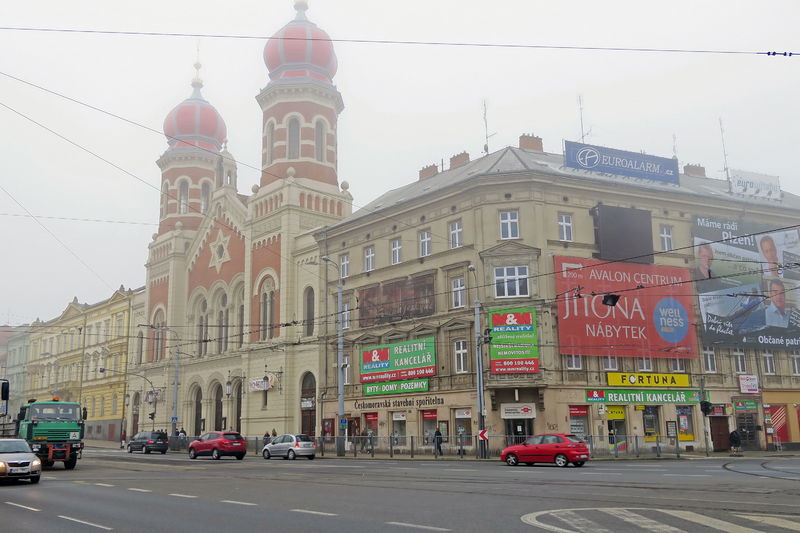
[304,287,315,336]
[179,181,189,214]
[201,182,210,214]
[161,182,169,217]
[151,310,165,362]
[111,394,118,415]
[260,278,275,340]
[288,118,300,159]
[315,120,326,162]
[196,299,208,357]
[217,292,228,353]
[266,122,275,165]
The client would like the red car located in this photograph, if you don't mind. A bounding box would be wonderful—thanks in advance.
[500,433,589,467]
[188,431,247,460]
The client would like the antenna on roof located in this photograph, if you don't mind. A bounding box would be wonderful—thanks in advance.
[719,118,731,192]
[578,95,592,143]
[482,100,496,155]
[672,133,678,159]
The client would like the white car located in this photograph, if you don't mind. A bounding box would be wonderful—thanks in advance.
[0,439,42,484]
[262,434,316,460]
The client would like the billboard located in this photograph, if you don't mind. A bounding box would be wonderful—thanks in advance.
[488,308,539,373]
[591,205,654,264]
[359,337,436,384]
[554,256,698,358]
[692,215,800,348]
[564,140,679,184]
[730,169,781,199]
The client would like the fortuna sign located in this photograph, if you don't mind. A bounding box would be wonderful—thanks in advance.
[607,372,690,387]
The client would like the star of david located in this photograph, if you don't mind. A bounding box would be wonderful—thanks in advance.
[208,230,231,273]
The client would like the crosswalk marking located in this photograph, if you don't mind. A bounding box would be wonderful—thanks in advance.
[658,510,763,533]
[600,509,686,532]
[551,510,613,533]
[736,514,800,531]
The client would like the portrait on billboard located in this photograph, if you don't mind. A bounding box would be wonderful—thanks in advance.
[693,215,800,347]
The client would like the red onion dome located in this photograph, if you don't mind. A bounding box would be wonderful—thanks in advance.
[264,0,338,84]
[163,63,227,151]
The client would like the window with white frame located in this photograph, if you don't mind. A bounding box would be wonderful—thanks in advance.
[342,302,350,329]
[449,220,463,249]
[733,349,747,373]
[791,350,800,375]
[671,358,686,372]
[364,246,375,272]
[566,354,582,370]
[494,266,529,298]
[391,238,402,265]
[419,230,432,257]
[762,350,776,374]
[602,356,618,371]
[343,356,350,385]
[558,213,573,242]
[454,340,468,374]
[703,346,717,373]
[340,254,349,278]
[638,357,653,371]
[178,181,189,214]
[451,277,466,308]
[659,224,673,251]
[499,210,519,239]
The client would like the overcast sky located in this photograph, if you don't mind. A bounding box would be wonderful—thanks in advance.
[1,0,798,327]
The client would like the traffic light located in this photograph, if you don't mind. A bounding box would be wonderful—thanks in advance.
[1,380,8,401]
[700,401,713,416]
[148,412,156,420]
[483,328,493,345]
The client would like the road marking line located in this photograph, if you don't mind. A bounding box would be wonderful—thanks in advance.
[601,508,686,532]
[95,483,114,487]
[385,521,451,531]
[583,472,621,475]
[391,467,418,470]
[5,502,41,511]
[735,514,800,531]
[663,474,710,477]
[658,510,762,533]
[551,510,613,532]
[449,469,477,472]
[59,515,113,530]
[128,488,152,492]
[169,493,198,498]
[221,500,257,506]
[291,509,338,516]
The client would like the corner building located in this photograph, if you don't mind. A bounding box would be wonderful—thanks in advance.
[315,137,800,453]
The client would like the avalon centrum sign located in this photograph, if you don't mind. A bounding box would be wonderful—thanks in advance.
[564,140,679,184]
[586,389,702,403]
[360,337,436,384]
[363,379,429,396]
[489,308,539,373]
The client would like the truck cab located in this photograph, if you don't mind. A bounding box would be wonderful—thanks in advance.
[17,399,84,469]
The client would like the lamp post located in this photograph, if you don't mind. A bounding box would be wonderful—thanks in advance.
[468,265,487,459]
[318,256,346,457]
[99,367,158,431]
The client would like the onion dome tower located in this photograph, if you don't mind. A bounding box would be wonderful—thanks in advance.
[156,62,234,234]
[257,0,343,187]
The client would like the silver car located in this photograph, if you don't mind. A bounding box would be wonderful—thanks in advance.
[0,439,42,484]
[262,434,316,460]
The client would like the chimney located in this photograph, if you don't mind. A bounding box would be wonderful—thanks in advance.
[418,164,439,180]
[449,152,470,170]
[519,134,543,152]
[683,163,706,177]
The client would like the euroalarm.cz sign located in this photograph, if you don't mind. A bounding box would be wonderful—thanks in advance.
[564,140,679,184]
[554,256,698,358]
[360,337,436,384]
[488,308,539,373]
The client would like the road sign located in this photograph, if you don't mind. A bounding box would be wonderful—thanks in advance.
[478,429,488,441]
[339,417,347,428]
[171,416,178,423]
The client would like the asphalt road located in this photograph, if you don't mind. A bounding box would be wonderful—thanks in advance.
[1,447,799,532]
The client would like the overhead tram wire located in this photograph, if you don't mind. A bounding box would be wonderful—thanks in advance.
[0,26,793,57]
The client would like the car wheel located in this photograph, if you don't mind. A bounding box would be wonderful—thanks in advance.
[144,448,151,454]
[554,454,569,467]
[236,454,244,460]
[262,449,271,460]
[64,456,77,470]
[161,450,167,455]
[573,461,585,467]
[505,453,519,466]
[307,455,315,460]
[188,448,197,460]
[212,449,221,460]
[44,460,54,468]
[287,450,296,460]
[29,475,40,484]
[127,445,133,454]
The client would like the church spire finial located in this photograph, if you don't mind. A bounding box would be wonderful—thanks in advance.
[294,0,308,20]
[191,43,203,93]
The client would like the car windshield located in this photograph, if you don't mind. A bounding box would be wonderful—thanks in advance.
[29,403,80,421]
[223,433,243,440]
[295,435,313,442]
[565,435,584,444]
[0,441,32,454]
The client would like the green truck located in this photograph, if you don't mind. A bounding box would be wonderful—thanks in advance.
[14,398,85,469]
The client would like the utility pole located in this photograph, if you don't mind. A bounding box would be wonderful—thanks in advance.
[469,265,486,459]
[318,257,346,457]
[700,375,710,457]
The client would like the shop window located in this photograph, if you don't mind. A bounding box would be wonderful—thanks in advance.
[569,405,589,438]
[421,410,437,445]
[643,406,661,441]
[676,405,694,441]
[391,414,406,445]
[454,408,471,445]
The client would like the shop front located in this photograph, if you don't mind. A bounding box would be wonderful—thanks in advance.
[732,398,761,451]
[501,403,536,444]
[762,391,800,451]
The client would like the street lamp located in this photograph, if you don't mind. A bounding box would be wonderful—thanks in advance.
[99,367,158,431]
[313,256,346,457]
[140,324,181,436]
[468,264,487,459]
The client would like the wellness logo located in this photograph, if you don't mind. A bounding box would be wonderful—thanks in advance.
[653,298,689,343]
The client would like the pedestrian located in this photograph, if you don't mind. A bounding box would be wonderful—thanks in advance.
[178,427,187,438]
[729,428,742,456]
[120,429,127,449]
[360,428,368,451]
[263,430,271,445]
[271,428,278,438]
[434,428,443,456]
